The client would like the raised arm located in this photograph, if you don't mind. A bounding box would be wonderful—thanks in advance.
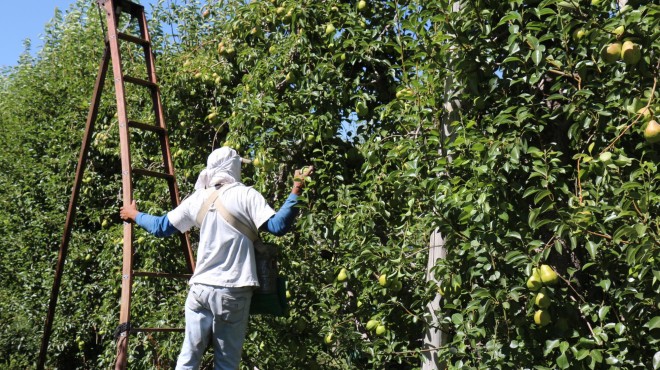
[261,166,314,236]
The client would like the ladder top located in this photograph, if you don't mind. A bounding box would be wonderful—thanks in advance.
[97,0,145,18]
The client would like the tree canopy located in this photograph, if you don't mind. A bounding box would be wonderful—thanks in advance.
[0,0,658,369]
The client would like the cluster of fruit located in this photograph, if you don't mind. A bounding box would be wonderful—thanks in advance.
[601,40,641,65]
[365,318,387,336]
[526,264,559,327]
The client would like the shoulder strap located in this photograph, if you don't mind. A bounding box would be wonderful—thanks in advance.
[213,197,259,242]
[194,184,259,242]
[195,187,223,226]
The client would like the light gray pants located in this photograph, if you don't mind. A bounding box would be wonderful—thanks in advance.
[175,284,253,370]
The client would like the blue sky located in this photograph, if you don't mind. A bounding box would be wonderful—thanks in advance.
[0,0,161,68]
[0,1,77,68]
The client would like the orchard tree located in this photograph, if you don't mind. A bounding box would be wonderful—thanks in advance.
[0,0,658,369]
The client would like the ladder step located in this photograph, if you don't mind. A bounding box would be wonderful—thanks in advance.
[128,120,166,135]
[133,168,175,181]
[117,32,150,47]
[132,327,184,333]
[133,271,192,279]
[124,75,157,90]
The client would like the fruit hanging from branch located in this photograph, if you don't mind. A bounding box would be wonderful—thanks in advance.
[601,42,622,64]
[534,309,551,327]
[325,23,336,36]
[644,120,660,143]
[539,264,559,286]
[526,268,542,291]
[621,41,641,65]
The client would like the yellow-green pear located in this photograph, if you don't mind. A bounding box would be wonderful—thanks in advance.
[613,25,625,36]
[356,101,368,117]
[378,274,388,287]
[644,120,660,143]
[366,319,379,331]
[325,23,336,35]
[337,268,348,282]
[526,268,542,291]
[601,42,622,64]
[637,106,653,121]
[621,41,641,65]
[535,288,551,309]
[534,310,551,327]
[572,28,586,41]
[285,71,296,83]
[539,264,559,286]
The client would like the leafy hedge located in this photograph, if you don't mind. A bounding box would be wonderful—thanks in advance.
[0,0,657,369]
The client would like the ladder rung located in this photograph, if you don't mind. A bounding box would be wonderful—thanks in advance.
[128,120,166,135]
[117,32,150,47]
[133,271,192,279]
[133,168,175,181]
[124,75,157,89]
[132,327,184,333]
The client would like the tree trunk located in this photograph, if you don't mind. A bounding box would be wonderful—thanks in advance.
[422,230,449,370]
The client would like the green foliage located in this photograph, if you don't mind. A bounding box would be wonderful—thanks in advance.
[0,0,658,369]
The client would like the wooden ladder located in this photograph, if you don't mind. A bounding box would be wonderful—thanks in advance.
[38,0,195,369]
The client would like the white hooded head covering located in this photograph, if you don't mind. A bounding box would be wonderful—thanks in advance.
[194,146,242,190]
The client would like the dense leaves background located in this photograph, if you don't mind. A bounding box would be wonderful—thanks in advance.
[0,0,658,369]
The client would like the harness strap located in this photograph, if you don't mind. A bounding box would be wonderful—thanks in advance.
[195,185,259,242]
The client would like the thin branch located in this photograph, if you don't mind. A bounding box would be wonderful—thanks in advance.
[577,157,583,204]
[391,345,443,355]
[585,230,612,240]
[632,200,645,222]
[601,76,658,154]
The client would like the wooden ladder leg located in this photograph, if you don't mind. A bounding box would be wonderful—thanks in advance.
[100,1,135,369]
[37,46,111,370]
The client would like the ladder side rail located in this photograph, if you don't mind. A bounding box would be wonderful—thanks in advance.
[137,11,196,273]
[37,46,112,370]
[102,2,135,369]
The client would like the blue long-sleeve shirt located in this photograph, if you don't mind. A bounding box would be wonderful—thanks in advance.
[135,193,299,238]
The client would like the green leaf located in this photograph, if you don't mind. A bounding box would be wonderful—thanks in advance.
[503,56,523,64]
[528,208,540,228]
[615,323,626,335]
[645,317,660,330]
[586,241,598,260]
[591,349,603,363]
[534,190,552,204]
[598,306,610,321]
[544,339,560,356]
[576,348,590,360]
[532,50,543,65]
[498,11,522,26]
[557,353,570,369]
[506,231,522,240]
[653,351,660,369]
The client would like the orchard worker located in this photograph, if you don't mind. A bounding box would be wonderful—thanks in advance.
[119,146,313,370]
